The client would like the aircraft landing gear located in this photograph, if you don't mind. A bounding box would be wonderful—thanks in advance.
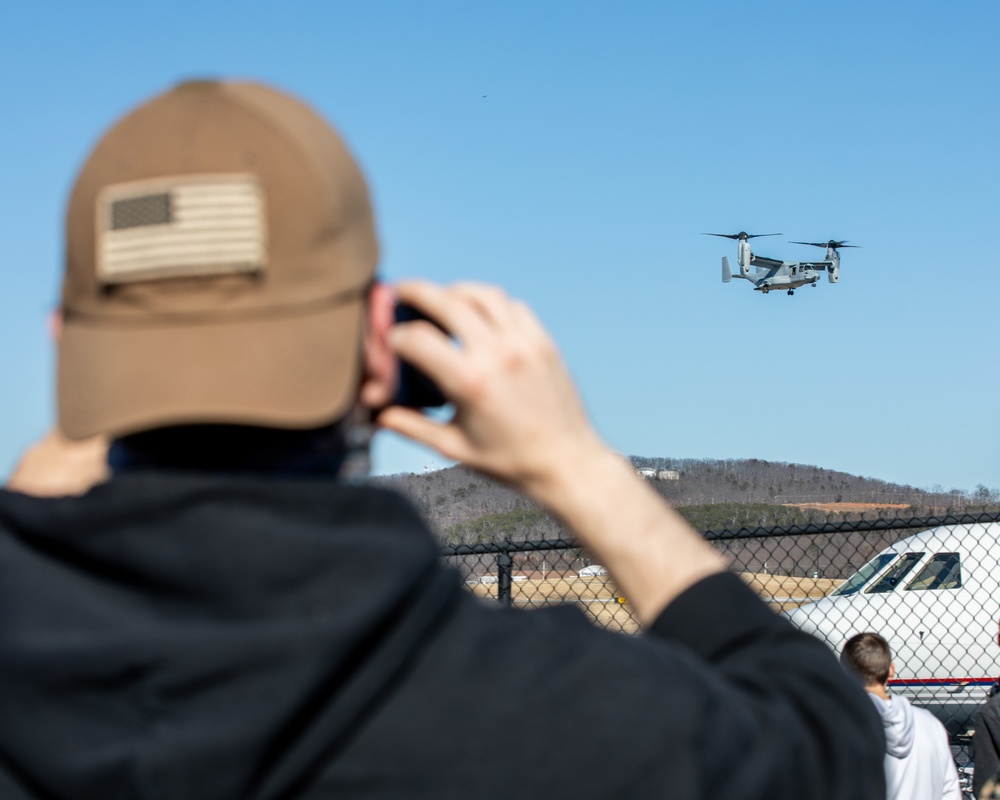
[787,289,794,296]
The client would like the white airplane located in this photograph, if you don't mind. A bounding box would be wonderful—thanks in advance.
[782,522,1000,735]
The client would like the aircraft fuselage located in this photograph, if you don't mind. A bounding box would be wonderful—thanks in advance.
[751,265,823,293]
[783,524,1000,735]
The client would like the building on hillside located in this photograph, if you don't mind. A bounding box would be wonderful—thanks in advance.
[636,468,680,481]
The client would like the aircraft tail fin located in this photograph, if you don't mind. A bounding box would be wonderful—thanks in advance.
[722,256,732,283]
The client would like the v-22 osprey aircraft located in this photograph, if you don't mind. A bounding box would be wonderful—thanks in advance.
[704,231,859,295]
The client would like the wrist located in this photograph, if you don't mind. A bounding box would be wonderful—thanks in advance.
[516,435,620,512]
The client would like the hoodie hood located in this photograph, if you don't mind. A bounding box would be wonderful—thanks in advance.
[0,472,457,799]
[868,692,915,759]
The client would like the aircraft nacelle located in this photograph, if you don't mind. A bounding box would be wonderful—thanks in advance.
[827,249,841,283]
[737,239,752,277]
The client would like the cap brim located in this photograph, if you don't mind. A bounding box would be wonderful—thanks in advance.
[58,300,366,439]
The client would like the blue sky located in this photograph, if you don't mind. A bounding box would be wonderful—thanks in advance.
[1,1,997,491]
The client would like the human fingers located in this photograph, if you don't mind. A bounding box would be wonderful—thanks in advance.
[389,312,469,401]
[439,284,565,395]
[394,280,496,346]
[447,283,521,332]
[508,295,553,347]
[448,284,558,365]
[399,282,573,411]
[393,281,537,409]
[376,406,471,464]
[389,280,600,490]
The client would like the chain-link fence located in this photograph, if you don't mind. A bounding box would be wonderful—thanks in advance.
[442,511,1000,792]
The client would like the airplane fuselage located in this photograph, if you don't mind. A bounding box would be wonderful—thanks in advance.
[737,262,824,293]
[783,524,1000,735]
[751,267,823,293]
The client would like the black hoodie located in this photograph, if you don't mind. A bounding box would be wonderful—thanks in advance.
[0,472,884,799]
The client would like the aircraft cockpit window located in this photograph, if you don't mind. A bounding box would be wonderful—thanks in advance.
[866,553,925,593]
[905,553,962,591]
[831,553,897,596]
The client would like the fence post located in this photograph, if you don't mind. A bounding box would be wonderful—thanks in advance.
[497,548,513,607]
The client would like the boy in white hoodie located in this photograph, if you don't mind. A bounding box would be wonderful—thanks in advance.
[841,632,961,800]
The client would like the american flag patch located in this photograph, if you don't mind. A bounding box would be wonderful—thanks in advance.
[96,174,266,283]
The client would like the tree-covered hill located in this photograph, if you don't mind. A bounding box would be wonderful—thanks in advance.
[373,458,1000,579]
[375,456,998,545]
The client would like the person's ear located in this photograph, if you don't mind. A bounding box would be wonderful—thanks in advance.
[888,662,896,682]
[358,282,398,410]
[48,309,63,342]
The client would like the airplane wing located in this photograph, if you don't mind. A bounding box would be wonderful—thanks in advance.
[799,261,833,269]
[749,255,784,271]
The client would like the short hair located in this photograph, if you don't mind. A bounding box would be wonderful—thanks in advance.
[840,632,891,687]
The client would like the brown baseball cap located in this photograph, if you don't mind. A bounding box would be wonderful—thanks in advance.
[59,80,379,439]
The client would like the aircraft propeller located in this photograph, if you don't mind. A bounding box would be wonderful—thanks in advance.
[703,231,782,241]
[790,240,861,250]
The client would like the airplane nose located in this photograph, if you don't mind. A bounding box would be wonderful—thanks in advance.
[782,606,809,628]
[783,599,867,657]
[783,602,838,648]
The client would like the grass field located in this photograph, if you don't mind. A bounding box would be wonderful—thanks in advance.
[783,502,911,512]
[467,571,841,634]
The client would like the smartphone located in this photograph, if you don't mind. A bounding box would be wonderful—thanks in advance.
[392,303,448,409]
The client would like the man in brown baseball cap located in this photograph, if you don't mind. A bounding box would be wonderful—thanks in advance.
[0,80,884,799]
[60,80,383,443]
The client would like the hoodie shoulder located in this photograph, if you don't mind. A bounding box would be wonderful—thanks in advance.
[870,692,915,759]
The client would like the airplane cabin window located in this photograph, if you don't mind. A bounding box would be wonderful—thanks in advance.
[866,552,925,594]
[904,553,962,591]
[831,553,898,596]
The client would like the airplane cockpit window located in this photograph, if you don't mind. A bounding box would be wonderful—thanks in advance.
[831,553,897,596]
[866,552,925,594]
[905,553,962,591]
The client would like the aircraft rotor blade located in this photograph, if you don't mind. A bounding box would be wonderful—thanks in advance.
[703,231,782,240]
[790,240,861,250]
